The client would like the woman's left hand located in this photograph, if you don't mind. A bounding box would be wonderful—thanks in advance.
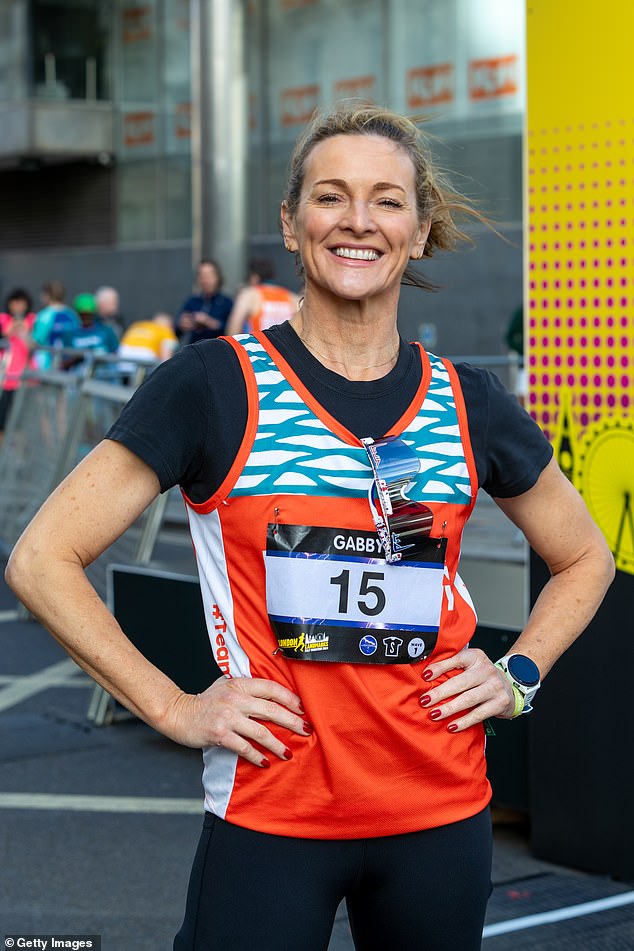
[419,648,515,732]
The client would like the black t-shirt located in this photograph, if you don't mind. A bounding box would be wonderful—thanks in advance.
[107,321,553,504]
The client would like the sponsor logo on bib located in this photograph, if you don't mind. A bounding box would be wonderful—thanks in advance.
[359,635,378,656]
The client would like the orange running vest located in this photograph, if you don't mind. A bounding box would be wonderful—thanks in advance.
[183,331,491,839]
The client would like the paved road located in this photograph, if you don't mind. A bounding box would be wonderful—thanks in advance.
[1,568,632,950]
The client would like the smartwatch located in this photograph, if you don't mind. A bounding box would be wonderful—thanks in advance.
[494,654,541,717]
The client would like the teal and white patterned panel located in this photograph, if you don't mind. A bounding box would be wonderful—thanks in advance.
[404,353,472,504]
[232,337,472,503]
[232,335,372,497]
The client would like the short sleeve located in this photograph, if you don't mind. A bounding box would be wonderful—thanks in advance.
[106,345,210,492]
[455,364,553,498]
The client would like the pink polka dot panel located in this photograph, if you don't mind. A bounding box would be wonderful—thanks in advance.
[527,118,634,442]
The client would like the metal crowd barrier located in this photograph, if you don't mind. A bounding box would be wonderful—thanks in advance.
[0,347,168,612]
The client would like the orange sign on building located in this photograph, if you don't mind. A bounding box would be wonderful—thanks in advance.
[122,5,152,44]
[123,111,155,147]
[280,84,320,126]
[469,54,518,100]
[334,75,376,103]
[406,64,454,109]
[174,102,191,139]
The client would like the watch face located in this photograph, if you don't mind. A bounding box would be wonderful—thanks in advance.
[507,654,540,687]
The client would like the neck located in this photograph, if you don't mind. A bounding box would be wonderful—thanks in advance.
[291,303,401,382]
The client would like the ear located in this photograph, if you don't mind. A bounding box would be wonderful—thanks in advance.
[410,218,431,260]
[280,202,299,253]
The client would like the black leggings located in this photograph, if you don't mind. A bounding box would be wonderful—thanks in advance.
[174,808,492,951]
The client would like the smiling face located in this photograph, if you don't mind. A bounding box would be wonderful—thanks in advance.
[281,134,430,307]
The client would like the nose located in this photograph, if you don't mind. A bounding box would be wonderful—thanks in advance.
[342,198,377,234]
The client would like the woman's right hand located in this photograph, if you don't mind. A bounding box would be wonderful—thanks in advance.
[162,676,312,767]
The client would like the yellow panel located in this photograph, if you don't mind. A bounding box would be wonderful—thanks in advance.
[526,0,634,573]
[527,3,634,125]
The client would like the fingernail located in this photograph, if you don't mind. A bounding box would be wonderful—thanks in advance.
[419,695,432,707]
[261,757,270,768]
[283,748,293,760]
[303,721,314,735]
[447,723,459,733]
[422,669,434,681]
[429,709,442,720]
[298,704,306,715]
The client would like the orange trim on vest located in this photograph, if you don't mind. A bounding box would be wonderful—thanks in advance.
[181,335,260,514]
[253,331,432,445]
[442,356,479,513]
[385,343,432,436]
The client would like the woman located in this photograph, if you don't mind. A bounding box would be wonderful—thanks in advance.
[176,258,233,344]
[6,107,614,950]
[0,288,36,443]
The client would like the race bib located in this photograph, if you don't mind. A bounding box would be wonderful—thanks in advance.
[265,524,446,664]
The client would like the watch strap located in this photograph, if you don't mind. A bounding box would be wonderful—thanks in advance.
[495,654,540,717]
[510,684,526,718]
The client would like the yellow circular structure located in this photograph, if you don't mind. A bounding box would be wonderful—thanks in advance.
[574,416,634,575]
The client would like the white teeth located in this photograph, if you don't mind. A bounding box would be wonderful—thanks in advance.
[333,247,380,261]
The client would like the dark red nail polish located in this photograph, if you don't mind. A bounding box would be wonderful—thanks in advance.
[419,695,432,707]
[429,709,442,720]
[283,748,293,760]
[447,723,459,733]
[303,721,314,734]
[422,669,434,681]
[261,757,270,768]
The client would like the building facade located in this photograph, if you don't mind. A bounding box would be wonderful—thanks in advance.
[0,0,525,354]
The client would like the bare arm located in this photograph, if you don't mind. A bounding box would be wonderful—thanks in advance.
[492,457,614,675]
[420,457,615,729]
[158,337,178,361]
[225,287,258,336]
[5,440,307,763]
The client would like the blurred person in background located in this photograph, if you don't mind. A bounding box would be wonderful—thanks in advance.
[118,312,178,378]
[32,280,79,368]
[0,288,36,444]
[61,293,119,373]
[176,259,233,345]
[225,257,300,335]
[95,285,125,340]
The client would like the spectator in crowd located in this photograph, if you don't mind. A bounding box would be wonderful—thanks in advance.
[225,258,300,335]
[118,312,178,377]
[95,285,125,339]
[61,293,119,373]
[32,281,79,368]
[176,259,233,345]
[0,289,36,444]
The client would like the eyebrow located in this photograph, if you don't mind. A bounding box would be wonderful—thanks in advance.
[312,178,406,193]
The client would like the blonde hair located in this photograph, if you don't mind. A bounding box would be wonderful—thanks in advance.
[283,105,490,290]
